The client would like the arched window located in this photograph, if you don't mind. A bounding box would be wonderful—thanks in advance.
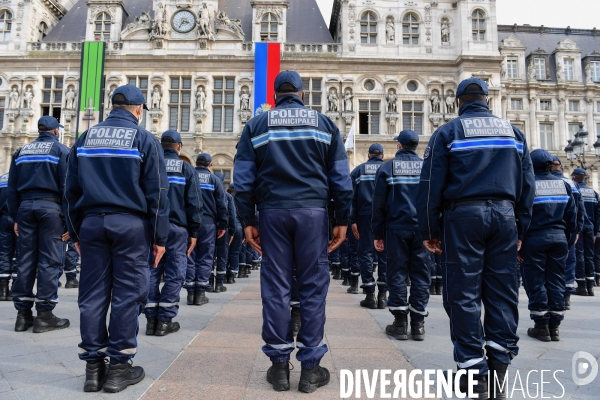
[0,10,12,41]
[38,22,48,42]
[260,13,278,41]
[472,9,486,41]
[360,12,377,44]
[402,13,419,45]
[94,12,111,41]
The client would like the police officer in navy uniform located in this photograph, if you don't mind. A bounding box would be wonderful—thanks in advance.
[417,78,535,398]
[144,130,202,337]
[521,149,577,342]
[372,130,430,341]
[0,171,17,301]
[551,157,584,309]
[234,70,352,393]
[185,153,227,303]
[351,143,388,309]
[214,171,235,290]
[64,85,170,393]
[8,115,70,333]
[571,168,600,296]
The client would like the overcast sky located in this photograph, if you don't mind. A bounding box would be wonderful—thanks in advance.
[315,0,598,30]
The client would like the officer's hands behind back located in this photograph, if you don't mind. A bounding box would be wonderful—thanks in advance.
[329,226,348,254]
[423,239,442,255]
[244,226,262,255]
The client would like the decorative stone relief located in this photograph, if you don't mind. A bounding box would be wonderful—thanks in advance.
[215,10,244,39]
[197,2,215,40]
[150,3,170,39]
[528,61,536,82]
[148,110,162,134]
[385,18,395,43]
[255,6,283,23]
[424,5,431,25]
[348,4,355,27]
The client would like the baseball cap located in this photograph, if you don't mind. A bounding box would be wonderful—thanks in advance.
[112,84,149,110]
[572,168,587,176]
[456,78,489,97]
[274,70,303,93]
[530,149,554,169]
[214,172,224,182]
[369,143,384,155]
[395,130,419,148]
[38,115,64,130]
[552,156,562,165]
[196,153,212,164]
[161,130,182,144]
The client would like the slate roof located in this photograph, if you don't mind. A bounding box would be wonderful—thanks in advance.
[44,0,333,43]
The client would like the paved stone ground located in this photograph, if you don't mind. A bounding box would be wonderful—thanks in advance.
[0,270,599,400]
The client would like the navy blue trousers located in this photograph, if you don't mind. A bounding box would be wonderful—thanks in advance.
[145,223,187,322]
[185,224,216,292]
[348,229,359,278]
[594,236,600,277]
[216,231,229,283]
[339,238,349,276]
[239,242,248,269]
[260,208,329,369]
[78,214,150,364]
[228,223,243,275]
[59,239,78,281]
[13,200,62,312]
[442,203,519,376]
[565,243,577,295]
[357,215,387,293]
[576,230,595,284]
[329,248,340,270]
[386,229,430,321]
[428,252,442,283]
[0,214,16,283]
[521,232,567,326]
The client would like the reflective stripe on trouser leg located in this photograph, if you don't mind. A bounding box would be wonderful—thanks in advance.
[260,208,330,369]
[195,224,217,291]
[79,214,151,364]
[357,215,377,293]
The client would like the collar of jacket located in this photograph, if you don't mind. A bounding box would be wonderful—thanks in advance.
[551,170,564,177]
[106,108,140,125]
[535,171,552,177]
[368,156,383,162]
[163,147,180,158]
[275,94,305,107]
[395,149,417,157]
[458,99,490,116]
[195,165,210,172]
[38,131,59,141]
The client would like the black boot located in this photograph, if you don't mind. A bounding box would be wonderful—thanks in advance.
[32,310,70,333]
[342,271,349,286]
[333,267,342,280]
[266,361,290,392]
[227,273,236,284]
[564,294,571,310]
[6,286,13,301]
[291,307,301,337]
[587,281,595,296]
[84,361,108,392]
[347,276,359,294]
[360,292,377,309]
[237,266,244,279]
[385,314,408,340]
[549,325,560,342]
[194,291,209,306]
[429,281,436,295]
[145,318,157,336]
[103,362,145,393]
[0,281,7,301]
[377,290,387,309]
[410,320,425,341]
[487,357,508,400]
[596,274,600,287]
[15,309,34,332]
[459,373,488,400]
[65,278,79,288]
[242,266,249,278]
[436,281,443,296]
[187,291,195,305]
[527,321,551,342]
[299,365,330,393]
[215,281,227,293]
[575,281,588,296]
[155,320,180,336]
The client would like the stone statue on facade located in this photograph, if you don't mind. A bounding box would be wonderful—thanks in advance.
[107,87,115,108]
[328,90,338,112]
[216,10,244,39]
[195,86,206,111]
[441,21,450,44]
[198,3,215,40]
[445,90,456,114]
[240,89,250,111]
[137,11,150,25]
[8,87,19,110]
[500,60,506,79]
[430,91,441,113]
[343,90,353,112]
[386,91,397,113]
[65,87,76,110]
[556,62,565,82]
[528,61,536,82]
[585,63,593,84]
[23,88,33,109]
[151,87,162,109]
[386,19,395,43]
[150,4,169,38]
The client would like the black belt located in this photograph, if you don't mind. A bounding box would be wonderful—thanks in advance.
[29,197,61,203]
[445,200,514,211]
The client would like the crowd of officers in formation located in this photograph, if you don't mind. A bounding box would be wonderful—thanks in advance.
[0,71,596,398]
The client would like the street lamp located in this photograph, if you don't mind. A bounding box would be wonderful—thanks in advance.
[564,123,600,170]
[593,133,600,157]
[564,140,575,160]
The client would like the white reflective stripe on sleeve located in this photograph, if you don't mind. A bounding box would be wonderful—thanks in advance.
[159,302,179,307]
[457,357,486,369]
[120,348,137,355]
[486,341,510,353]
[296,340,326,348]
[530,310,548,316]
[388,306,409,311]
[409,305,429,316]
[145,303,158,308]
[266,342,295,350]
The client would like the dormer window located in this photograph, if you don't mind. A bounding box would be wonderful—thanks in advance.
[534,58,546,80]
[506,59,518,79]
[94,12,111,41]
[564,59,574,81]
[260,13,278,42]
[0,10,12,41]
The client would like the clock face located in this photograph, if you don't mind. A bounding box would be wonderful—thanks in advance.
[172,10,196,33]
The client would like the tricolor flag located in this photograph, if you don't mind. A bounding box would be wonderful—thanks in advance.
[253,42,281,117]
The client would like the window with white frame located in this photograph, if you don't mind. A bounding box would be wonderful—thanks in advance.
[0,10,12,41]
[360,12,377,44]
[94,12,111,41]
[41,76,63,120]
[402,13,419,45]
[590,61,600,82]
[0,97,5,130]
[534,58,547,80]
[358,100,380,134]
[512,122,526,135]
[597,122,600,137]
[597,101,600,113]
[38,22,48,42]
[212,77,235,133]
[564,59,574,81]
[510,99,523,110]
[471,10,486,41]
[539,123,553,150]
[301,78,322,112]
[568,100,580,112]
[568,123,579,140]
[539,100,551,111]
[402,101,423,135]
[127,76,149,129]
[260,13,278,42]
[169,76,192,132]
[506,59,518,79]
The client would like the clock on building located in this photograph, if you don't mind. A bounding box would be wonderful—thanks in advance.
[171,10,197,33]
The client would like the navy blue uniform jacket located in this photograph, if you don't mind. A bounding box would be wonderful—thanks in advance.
[552,170,585,235]
[372,149,422,239]
[417,100,536,240]
[233,95,352,227]
[225,192,236,236]
[195,166,228,230]
[351,156,384,223]
[164,148,202,238]
[0,173,9,214]
[64,108,170,246]
[8,132,69,220]
[576,181,600,235]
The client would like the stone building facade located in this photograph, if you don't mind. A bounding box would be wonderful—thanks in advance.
[0,0,598,186]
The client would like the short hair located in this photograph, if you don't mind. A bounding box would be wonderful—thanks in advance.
[196,159,210,167]
[369,150,382,157]
[112,94,139,112]
[38,124,49,131]
[276,83,300,94]
[161,142,179,150]
[457,84,487,102]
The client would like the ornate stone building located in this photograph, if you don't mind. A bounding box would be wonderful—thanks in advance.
[0,0,598,186]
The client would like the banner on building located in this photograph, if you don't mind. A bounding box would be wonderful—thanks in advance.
[76,41,106,136]
[253,42,280,117]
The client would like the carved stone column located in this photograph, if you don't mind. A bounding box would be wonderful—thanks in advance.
[341,111,354,133]
[19,109,34,134]
[501,96,508,120]
[586,97,595,141]
[528,96,538,148]
[148,110,163,134]
[557,96,566,146]
[4,110,19,134]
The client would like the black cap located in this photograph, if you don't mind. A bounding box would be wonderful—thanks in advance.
[274,70,303,93]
